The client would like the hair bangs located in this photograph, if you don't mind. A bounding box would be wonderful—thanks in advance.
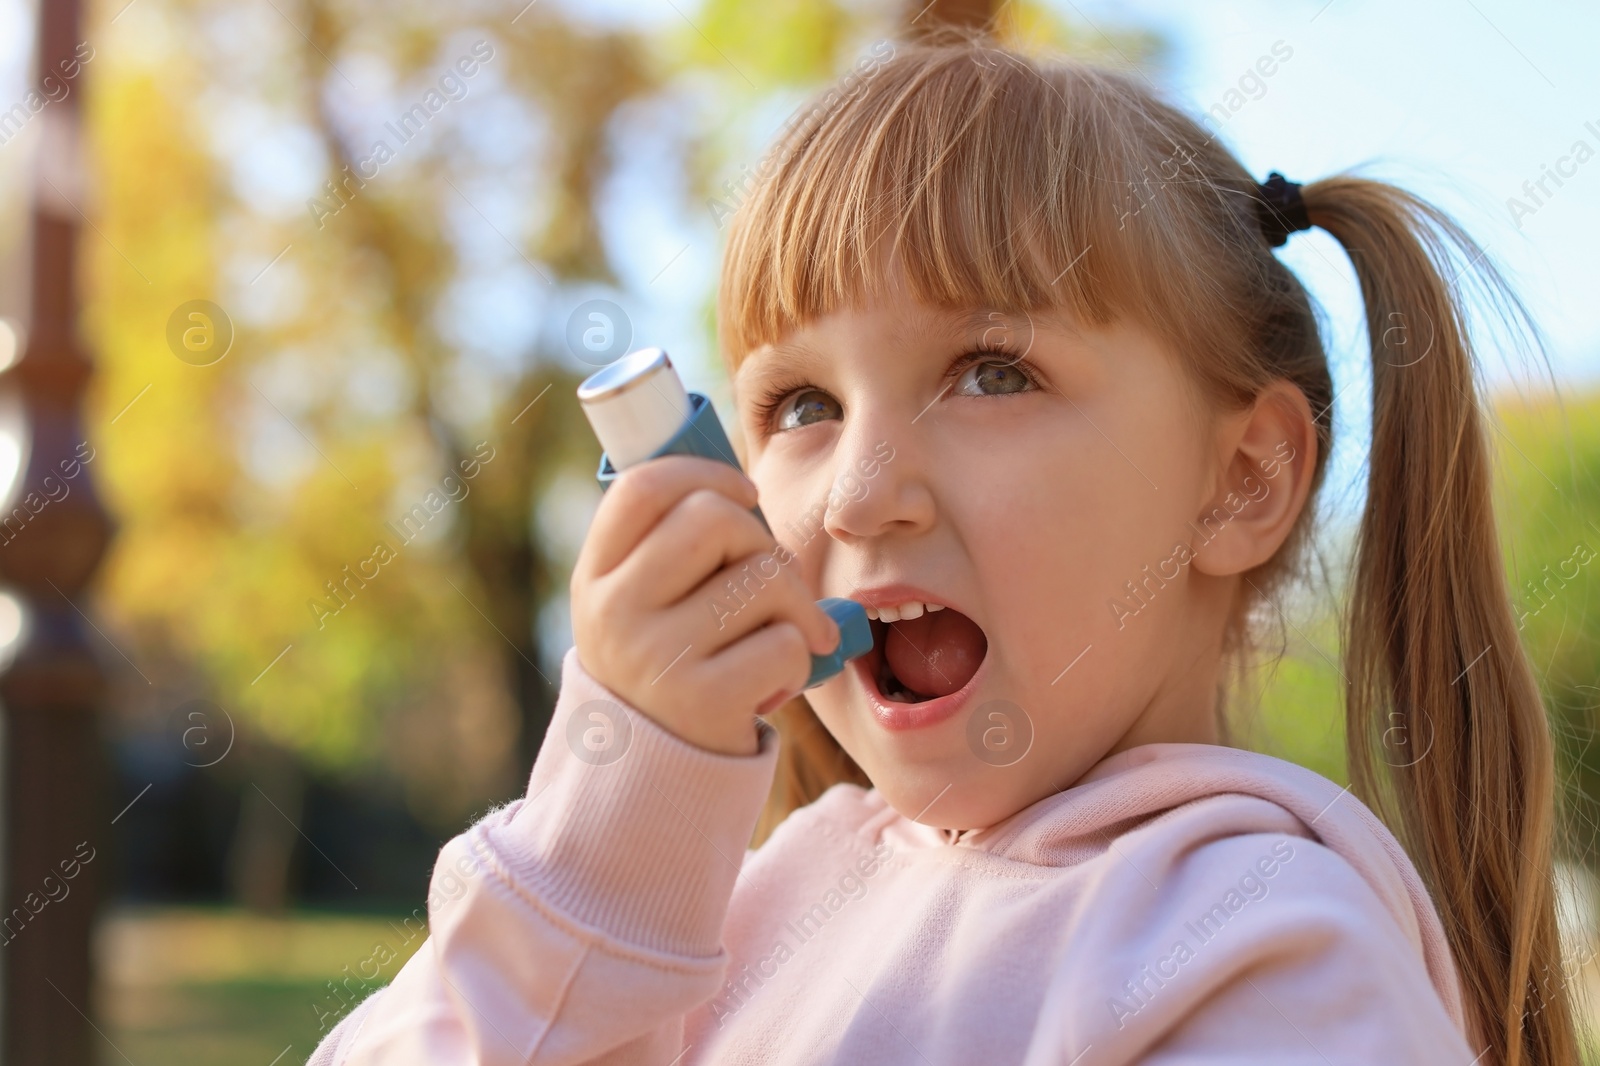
[716,43,1236,373]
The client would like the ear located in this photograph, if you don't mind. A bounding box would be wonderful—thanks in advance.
[1189,380,1317,578]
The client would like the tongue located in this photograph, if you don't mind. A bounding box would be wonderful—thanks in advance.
[884,609,987,698]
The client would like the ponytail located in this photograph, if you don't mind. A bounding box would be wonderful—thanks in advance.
[1306,176,1576,1066]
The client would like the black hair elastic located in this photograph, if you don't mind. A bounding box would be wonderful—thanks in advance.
[1256,172,1313,247]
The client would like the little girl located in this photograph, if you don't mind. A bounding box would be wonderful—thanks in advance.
[310,37,1576,1066]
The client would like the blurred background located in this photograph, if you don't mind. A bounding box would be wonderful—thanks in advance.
[0,0,1595,1061]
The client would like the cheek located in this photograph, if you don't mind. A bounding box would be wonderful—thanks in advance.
[951,396,1209,682]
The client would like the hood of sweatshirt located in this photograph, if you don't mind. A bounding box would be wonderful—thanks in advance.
[825,740,1474,1047]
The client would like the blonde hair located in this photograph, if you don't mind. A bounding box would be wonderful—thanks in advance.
[718,35,1574,1066]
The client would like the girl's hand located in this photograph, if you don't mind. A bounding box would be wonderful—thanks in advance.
[570,455,841,756]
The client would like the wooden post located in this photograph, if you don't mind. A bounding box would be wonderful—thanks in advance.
[0,0,113,1060]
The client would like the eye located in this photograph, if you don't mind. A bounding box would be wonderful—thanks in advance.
[951,353,1038,397]
[751,346,1042,436]
[766,387,842,432]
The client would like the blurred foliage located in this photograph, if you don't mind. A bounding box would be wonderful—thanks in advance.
[1494,388,1600,862]
[1237,631,1350,787]
[679,0,1160,93]
[684,0,857,88]
[81,0,662,836]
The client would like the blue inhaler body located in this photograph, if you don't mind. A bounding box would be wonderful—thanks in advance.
[576,347,872,690]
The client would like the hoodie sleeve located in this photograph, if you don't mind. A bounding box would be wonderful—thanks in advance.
[1027,829,1482,1066]
[306,645,781,1066]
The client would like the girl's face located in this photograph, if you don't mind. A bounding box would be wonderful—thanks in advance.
[734,282,1298,831]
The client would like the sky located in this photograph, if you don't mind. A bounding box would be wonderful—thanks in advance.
[1100,0,1600,388]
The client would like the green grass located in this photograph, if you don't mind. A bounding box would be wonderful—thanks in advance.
[110,977,337,1065]
[98,906,426,1065]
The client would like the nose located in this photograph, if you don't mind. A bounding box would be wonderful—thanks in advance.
[821,421,933,544]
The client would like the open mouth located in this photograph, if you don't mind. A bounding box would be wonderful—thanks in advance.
[864,607,988,704]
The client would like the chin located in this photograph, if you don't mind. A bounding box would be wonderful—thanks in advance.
[863,763,1047,833]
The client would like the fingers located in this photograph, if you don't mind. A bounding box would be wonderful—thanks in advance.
[575,455,759,582]
[685,622,814,717]
[668,549,841,661]
[607,487,776,609]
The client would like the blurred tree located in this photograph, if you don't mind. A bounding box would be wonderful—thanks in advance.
[83,0,655,908]
[294,0,654,780]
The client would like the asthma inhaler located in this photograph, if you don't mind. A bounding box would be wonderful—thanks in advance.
[576,347,872,690]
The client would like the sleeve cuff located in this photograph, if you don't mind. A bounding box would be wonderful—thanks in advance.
[483,645,781,960]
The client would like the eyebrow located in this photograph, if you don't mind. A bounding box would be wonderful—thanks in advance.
[948,306,1048,344]
[735,339,825,390]
[951,307,1007,334]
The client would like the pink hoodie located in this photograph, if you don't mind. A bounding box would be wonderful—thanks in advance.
[308,645,1484,1064]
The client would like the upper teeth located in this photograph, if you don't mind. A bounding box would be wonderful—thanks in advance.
[866,601,945,623]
